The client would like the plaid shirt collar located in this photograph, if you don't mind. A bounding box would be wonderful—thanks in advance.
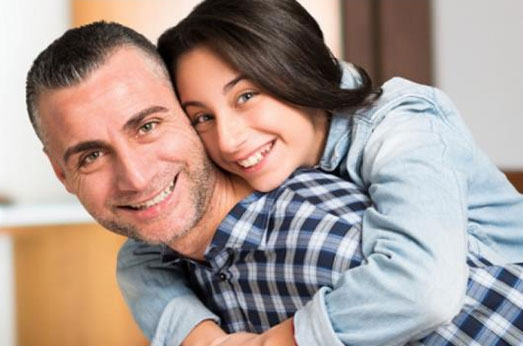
[206,191,269,253]
[160,189,274,265]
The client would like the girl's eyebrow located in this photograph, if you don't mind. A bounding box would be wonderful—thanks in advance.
[223,75,246,94]
[181,100,204,111]
[181,75,247,111]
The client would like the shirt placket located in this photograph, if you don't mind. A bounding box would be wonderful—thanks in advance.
[207,248,251,332]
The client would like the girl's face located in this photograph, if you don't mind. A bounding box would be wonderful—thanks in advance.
[175,45,329,192]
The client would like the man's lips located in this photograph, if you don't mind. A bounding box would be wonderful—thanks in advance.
[236,141,274,168]
[119,176,177,210]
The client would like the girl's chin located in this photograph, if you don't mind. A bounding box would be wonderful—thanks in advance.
[248,174,288,193]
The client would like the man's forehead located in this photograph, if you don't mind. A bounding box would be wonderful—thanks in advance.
[39,48,176,116]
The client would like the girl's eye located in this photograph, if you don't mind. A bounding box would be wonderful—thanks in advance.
[237,91,257,104]
[191,114,214,126]
[139,121,157,134]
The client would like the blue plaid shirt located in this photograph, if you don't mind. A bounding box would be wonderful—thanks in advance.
[161,168,370,333]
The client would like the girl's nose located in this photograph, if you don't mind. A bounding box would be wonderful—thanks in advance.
[216,116,248,155]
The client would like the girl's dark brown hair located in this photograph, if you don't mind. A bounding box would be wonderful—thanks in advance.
[158,0,380,112]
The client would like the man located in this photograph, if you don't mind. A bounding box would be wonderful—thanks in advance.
[25,21,274,345]
[26,22,522,346]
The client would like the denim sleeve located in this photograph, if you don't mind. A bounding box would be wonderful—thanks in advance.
[116,239,219,346]
[294,109,470,345]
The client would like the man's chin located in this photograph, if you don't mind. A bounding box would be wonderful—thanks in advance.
[96,217,186,245]
[97,218,143,240]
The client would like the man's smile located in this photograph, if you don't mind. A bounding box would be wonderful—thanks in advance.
[122,175,178,211]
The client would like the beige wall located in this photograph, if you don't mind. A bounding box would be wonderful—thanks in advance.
[71,0,197,41]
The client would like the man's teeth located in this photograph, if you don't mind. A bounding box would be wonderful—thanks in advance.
[128,180,175,210]
[237,143,273,168]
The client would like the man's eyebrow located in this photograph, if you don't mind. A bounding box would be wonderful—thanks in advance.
[62,106,168,164]
[63,140,107,165]
[122,105,169,131]
[180,75,246,112]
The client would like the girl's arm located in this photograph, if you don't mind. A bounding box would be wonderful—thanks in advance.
[295,108,470,345]
[117,239,221,346]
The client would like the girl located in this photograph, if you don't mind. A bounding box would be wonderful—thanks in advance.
[120,0,523,345]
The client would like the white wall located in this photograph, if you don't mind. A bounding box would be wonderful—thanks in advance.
[299,0,342,58]
[1,0,72,204]
[432,0,523,169]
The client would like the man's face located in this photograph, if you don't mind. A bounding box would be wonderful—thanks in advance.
[37,47,214,244]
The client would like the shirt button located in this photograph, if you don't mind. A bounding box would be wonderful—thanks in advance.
[217,272,227,281]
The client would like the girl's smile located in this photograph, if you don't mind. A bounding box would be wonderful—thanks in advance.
[236,140,274,170]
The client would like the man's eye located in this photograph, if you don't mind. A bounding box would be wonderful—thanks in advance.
[237,92,257,104]
[139,121,157,134]
[79,151,102,167]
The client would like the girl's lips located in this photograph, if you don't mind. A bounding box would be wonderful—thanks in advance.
[236,141,274,168]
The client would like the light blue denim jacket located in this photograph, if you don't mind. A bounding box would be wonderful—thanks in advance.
[117,64,523,346]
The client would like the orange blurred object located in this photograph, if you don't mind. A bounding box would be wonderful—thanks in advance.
[71,0,199,41]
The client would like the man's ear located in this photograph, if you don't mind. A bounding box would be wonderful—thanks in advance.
[44,147,74,194]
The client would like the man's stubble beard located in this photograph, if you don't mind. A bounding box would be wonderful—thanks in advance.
[93,155,216,245]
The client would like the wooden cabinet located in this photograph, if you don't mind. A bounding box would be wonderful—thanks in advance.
[10,223,148,346]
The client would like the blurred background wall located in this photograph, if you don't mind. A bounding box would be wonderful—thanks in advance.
[1,0,71,205]
[433,0,523,169]
[1,1,522,345]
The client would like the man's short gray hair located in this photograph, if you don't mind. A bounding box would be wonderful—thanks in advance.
[26,21,168,144]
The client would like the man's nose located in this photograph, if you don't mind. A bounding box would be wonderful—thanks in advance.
[114,145,152,192]
[216,116,248,155]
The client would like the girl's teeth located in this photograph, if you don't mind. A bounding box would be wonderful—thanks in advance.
[240,152,263,167]
[238,143,273,168]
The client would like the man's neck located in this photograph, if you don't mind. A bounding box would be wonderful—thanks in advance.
[167,170,253,261]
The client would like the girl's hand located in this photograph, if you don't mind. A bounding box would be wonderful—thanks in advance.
[209,318,296,346]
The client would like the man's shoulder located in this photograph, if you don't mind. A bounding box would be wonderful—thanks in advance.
[281,168,366,197]
[272,168,370,219]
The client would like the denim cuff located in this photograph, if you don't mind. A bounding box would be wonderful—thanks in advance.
[293,286,343,346]
[151,294,220,346]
